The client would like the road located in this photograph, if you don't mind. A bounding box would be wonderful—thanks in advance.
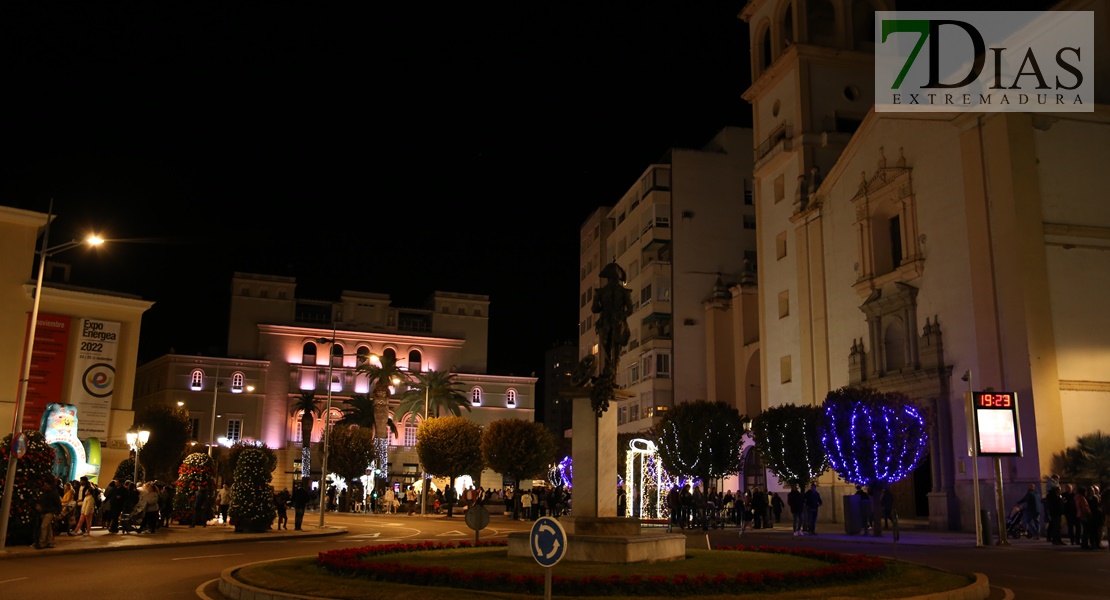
[1,513,1105,599]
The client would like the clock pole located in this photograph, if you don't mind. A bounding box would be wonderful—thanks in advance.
[963,371,983,547]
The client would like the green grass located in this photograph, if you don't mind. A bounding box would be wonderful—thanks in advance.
[234,547,975,599]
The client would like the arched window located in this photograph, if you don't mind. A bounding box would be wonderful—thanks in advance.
[506,389,517,408]
[883,318,907,372]
[408,349,422,372]
[382,347,397,363]
[331,343,344,368]
[471,387,483,406]
[231,372,245,393]
[190,369,204,391]
[302,342,318,366]
[356,345,371,366]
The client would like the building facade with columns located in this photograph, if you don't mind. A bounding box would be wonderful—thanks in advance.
[738,0,1110,530]
[134,271,537,494]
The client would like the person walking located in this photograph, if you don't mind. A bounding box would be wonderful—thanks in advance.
[750,486,768,530]
[1045,485,1064,545]
[274,487,291,530]
[771,492,784,525]
[803,482,823,535]
[71,478,97,536]
[787,484,804,536]
[138,481,161,533]
[1085,485,1103,550]
[216,483,233,525]
[1062,483,1078,544]
[1018,483,1043,539]
[292,482,311,530]
[102,479,125,533]
[444,484,458,518]
[191,484,210,527]
[383,486,397,515]
[880,487,895,529]
[1075,486,1092,549]
[34,478,61,549]
[405,485,418,516]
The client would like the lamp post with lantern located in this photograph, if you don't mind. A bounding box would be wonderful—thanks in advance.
[126,428,151,483]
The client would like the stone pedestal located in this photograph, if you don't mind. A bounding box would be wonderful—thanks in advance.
[570,396,616,518]
[506,393,685,564]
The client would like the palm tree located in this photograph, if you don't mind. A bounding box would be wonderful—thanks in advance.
[395,369,471,427]
[291,390,321,479]
[355,353,411,489]
[339,394,398,439]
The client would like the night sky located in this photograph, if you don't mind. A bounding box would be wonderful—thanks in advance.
[5,2,1049,386]
[1,2,752,379]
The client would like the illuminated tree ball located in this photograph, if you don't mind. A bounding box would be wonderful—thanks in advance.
[821,387,929,486]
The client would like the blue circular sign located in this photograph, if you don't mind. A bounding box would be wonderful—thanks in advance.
[529,516,568,567]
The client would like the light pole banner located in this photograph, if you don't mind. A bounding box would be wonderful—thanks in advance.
[67,318,121,439]
[20,313,72,432]
[876,11,1094,112]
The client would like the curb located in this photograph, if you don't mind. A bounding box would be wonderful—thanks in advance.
[213,550,993,600]
[0,527,347,560]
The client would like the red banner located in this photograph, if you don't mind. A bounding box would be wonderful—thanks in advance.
[20,313,71,432]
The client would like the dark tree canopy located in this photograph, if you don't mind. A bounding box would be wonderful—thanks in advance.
[481,419,558,486]
[821,386,930,487]
[134,402,192,482]
[651,400,746,486]
[416,416,484,483]
[326,425,377,492]
[1052,431,1110,488]
[750,403,829,488]
[395,370,471,425]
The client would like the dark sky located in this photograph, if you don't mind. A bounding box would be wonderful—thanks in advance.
[1,2,753,379]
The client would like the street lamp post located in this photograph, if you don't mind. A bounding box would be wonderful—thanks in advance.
[421,383,429,518]
[126,429,151,483]
[208,366,221,456]
[0,203,104,550]
[317,330,336,527]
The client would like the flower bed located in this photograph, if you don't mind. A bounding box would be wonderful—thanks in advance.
[317,540,885,597]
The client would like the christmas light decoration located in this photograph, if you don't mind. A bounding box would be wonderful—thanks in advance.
[821,387,929,486]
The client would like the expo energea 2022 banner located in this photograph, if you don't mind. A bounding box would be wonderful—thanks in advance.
[67,318,120,439]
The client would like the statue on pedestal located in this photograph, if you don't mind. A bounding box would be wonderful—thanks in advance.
[577,262,634,417]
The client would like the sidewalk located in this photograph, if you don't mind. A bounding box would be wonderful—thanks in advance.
[0,519,347,559]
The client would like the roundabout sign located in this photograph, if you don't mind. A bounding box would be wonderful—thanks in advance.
[529,516,567,567]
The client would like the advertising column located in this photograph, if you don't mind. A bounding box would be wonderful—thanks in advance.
[68,318,121,439]
[20,313,71,432]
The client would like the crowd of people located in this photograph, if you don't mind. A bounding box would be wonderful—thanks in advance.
[32,474,177,548]
[1013,474,1109,550]
[666,482,790,531]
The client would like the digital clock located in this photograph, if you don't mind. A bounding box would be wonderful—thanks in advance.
[971,391,1022,457]
[976,393,1013,408]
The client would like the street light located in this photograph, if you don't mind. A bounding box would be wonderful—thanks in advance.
[317,329,336,527]
[0,202,104,550]
[208,366,222,456]
[126,429,151,483]
[421,380,429,518]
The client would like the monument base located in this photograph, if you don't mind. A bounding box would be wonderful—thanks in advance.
[507,519,686,564]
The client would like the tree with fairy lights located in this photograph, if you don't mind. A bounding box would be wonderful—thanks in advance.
[821,386,930,533]
[0,430,55,545]
[750,403,829,489]
[651,400,747,491]
[172,452,216,524]
[228,447,275,532]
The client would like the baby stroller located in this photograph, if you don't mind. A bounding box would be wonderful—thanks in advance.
[117,507,141,534]
[1005,505,1027,539]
